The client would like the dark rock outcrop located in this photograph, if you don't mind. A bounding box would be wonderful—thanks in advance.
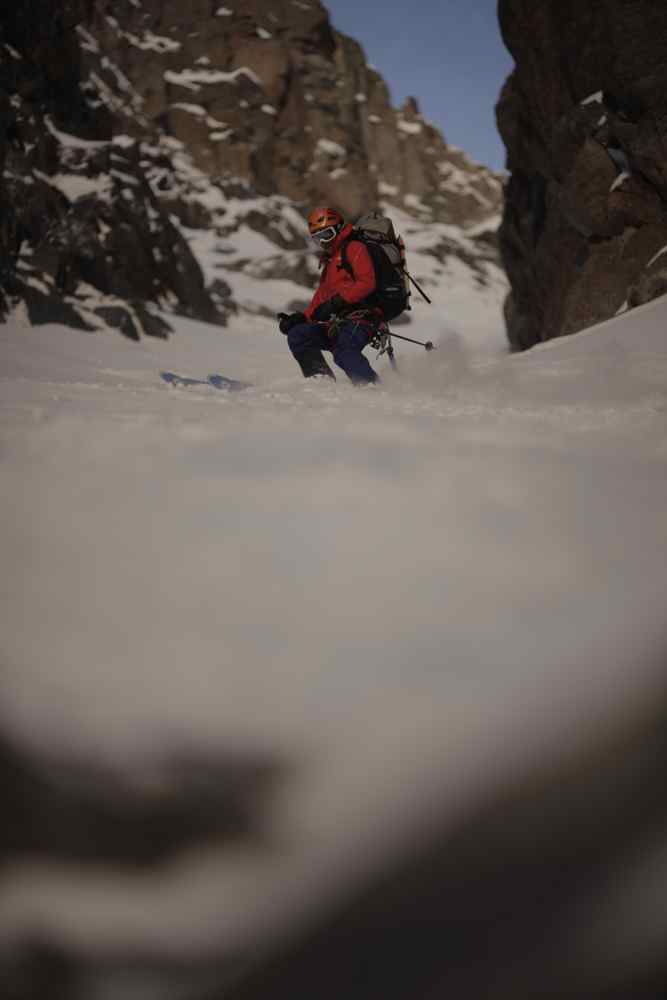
[0,728,285,997]
[0,733,283,867]
[0,0,219,334]
[497,0,667,349]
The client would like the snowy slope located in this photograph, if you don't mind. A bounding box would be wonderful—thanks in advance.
[1,297,667,992]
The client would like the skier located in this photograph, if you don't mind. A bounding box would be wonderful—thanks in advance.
[277,207,381,384]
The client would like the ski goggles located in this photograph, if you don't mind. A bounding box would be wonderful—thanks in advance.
[310,225,338,246]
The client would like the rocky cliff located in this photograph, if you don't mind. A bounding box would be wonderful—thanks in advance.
[497,0,667,350]
[1,0,503,337]
[0,0,218,338]
[87,0,501,225]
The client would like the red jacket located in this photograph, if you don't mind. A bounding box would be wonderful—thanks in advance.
[304,224,377,321]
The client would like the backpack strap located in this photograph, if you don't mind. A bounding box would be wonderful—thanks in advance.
[337,232,364,278]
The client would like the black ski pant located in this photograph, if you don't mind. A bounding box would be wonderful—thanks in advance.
[287,321,378,384]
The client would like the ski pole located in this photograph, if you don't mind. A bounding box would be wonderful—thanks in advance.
[390,331,435,351]
[406,270,432,305]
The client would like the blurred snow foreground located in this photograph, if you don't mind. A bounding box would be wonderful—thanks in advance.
[1,294,667,999]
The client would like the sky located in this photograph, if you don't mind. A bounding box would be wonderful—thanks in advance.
[325,0,514,171]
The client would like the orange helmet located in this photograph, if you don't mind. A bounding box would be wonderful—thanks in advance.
[307,206,344,246]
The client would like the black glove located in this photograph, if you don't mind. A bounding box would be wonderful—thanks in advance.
[313,295,347,323]
[277,311,306,335]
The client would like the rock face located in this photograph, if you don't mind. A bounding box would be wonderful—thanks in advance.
[497,0,667,350]
[1,0,219,336]
[90,0,501,224]
[1,0,503,333]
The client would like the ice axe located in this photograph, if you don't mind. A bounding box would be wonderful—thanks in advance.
[405,270,432,305]
[392,269,434,349]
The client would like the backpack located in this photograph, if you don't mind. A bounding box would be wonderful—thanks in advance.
[338,211,411,321]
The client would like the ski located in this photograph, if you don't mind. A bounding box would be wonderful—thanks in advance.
[208,374,252,391]
[160,372,252,391]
